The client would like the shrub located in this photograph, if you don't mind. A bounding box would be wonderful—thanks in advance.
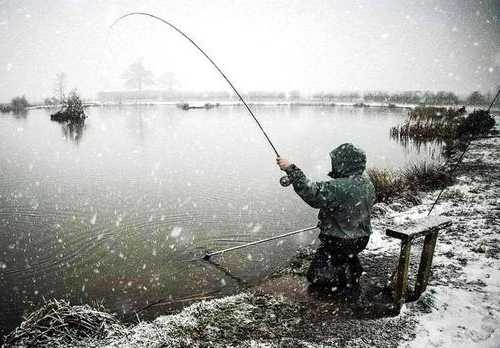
[456,110,495,138]
[391,106,465,141]
[408,106,465,122]
[368,161,452,203]
[0,104,12,113]
[10,95,29,112]
[391,106,495,143]
[44,97,59,106]
[402,162,452,191]
[466,91,486,106]
[368,168,406,203]
[63,90,85,118]
[1,96,29,113]
[50,90,86,122]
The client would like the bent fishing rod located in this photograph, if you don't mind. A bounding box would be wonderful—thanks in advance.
[111,12,291,187]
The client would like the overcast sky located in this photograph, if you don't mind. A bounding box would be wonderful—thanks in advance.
[0,0,498,102]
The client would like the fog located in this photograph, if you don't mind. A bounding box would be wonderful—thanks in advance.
[0,0,498,102]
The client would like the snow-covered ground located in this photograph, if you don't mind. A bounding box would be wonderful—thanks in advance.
[367,135,499,348]
[401,136,500,348]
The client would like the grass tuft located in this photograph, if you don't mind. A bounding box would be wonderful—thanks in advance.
[402,161,452,191]
[368,161,452,204]
[368,168,406,203]
[4,299,125,347]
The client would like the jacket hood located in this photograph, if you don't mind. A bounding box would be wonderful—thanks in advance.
[328,143,366,178]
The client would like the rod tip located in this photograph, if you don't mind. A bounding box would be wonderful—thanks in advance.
[202,254,211,261]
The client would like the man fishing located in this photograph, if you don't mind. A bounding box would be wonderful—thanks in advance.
[277,143,376,296]
[113,16,373,286]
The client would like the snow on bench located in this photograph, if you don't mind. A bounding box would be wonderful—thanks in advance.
[386,215,452,241]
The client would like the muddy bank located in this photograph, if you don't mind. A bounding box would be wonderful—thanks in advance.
[3,135,499,347]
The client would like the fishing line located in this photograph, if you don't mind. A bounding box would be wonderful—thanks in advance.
[110,12,281,158]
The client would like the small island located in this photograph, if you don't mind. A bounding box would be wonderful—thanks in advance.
[50,90,86,122]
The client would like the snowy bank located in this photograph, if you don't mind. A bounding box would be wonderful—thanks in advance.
[367,135,499,347]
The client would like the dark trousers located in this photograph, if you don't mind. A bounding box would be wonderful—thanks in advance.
[306,235,369,289]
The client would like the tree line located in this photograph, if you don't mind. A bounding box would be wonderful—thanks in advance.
[313,90,496,106]
[117,59,497,106]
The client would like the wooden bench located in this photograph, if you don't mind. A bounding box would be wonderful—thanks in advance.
[386,215,452,305]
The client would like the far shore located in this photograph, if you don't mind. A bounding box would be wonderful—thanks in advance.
[26,100,499,112]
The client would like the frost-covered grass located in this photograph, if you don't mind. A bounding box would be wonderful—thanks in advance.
[368,161,450,204]
[4,293,302,347]
[402,161,452,191]
[367,168,406,203]
[4,299,125,347]
[102,293,301,347]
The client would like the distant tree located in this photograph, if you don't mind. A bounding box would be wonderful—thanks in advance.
[44,97,59,106]
[409,91,423,104]
[466,91,486,105]
[247,91,284,100]
[122,60,154,92]
[312,91,326,99]
[157,72,179,91]
[0,96,29,114]
[63,90,85,119]
[434,91,459,105]
[421,91,435,104]
[288,90,301,100]
[364,91,390,103]
[338,92,360,101]
[10,96,29,112]
[54,72,67,103]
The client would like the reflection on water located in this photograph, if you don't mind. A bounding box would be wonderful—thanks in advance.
[0,105,443,334]
[390,133,445,162]
[60,120,86,144]
[13,110,28,119]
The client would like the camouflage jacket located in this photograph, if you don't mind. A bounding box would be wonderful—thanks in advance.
[285,143,376,239]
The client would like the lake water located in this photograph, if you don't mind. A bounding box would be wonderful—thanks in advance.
[0,104,442,333]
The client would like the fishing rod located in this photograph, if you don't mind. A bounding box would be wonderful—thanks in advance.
[488,89,500,112]
[427,88,499,216]
[111,12,291,186]
[203,225,318,260]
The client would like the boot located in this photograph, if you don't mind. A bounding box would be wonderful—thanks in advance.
[347,255,364,286]
[307,247,340,290]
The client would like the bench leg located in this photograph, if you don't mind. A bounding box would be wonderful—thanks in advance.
[414,231,438,297]
[394,240,412,305]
